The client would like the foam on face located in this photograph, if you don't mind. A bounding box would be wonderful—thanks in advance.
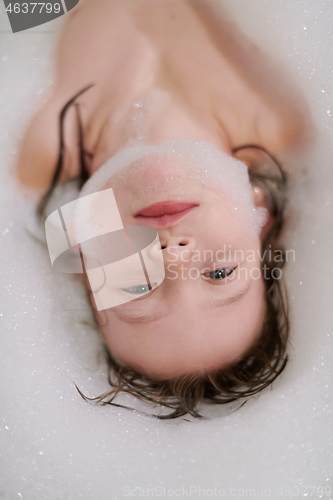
[76,140,268,243]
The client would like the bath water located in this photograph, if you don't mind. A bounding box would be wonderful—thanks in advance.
[0,1,332,498]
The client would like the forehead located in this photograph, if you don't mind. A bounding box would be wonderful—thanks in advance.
[99,275,266,377]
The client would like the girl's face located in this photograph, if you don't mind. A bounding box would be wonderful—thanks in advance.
[77,141,268,378]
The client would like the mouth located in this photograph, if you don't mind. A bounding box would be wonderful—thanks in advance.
[133,201,199,229]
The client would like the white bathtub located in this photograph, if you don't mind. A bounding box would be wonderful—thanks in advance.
[0,1,332,499]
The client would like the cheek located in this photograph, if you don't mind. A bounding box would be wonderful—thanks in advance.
[204,201,260,238]
[96,316,126,361]
[98,320,150,372]
[203,217,262,255]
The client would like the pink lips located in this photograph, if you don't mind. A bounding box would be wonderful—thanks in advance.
[133,201,199,229]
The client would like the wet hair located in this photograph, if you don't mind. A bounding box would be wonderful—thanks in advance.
[37,87,290,419]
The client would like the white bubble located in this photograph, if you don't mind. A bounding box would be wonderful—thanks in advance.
[79,140,267,235]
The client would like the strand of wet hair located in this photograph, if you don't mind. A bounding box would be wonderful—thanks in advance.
[37,83,95,219]
[74,101,91,188]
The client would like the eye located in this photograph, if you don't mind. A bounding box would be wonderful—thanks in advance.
[121,283,154,294]
[203,267,236,280]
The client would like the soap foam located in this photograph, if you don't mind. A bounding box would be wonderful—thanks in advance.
[76,140,267,243]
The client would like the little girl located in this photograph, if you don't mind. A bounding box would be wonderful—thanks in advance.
[15,0,308,418]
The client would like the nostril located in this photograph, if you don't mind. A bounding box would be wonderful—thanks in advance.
[161,238,192,249]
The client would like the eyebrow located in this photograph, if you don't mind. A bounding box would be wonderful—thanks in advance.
[201,281,251,310]
[112,282,251,323]
[111,308,168,324]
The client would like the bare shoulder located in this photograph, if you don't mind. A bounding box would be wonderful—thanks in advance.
[14,2,157,189]
[13,93,81,189]
[189,0,312,152]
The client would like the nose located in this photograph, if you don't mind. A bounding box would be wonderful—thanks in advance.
[161,235,196,260]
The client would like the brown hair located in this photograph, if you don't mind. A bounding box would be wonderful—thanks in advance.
[38,87,290,419]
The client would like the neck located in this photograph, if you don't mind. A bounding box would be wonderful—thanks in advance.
[87,0,305,175]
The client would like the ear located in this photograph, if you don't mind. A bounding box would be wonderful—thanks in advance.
[251,185,274,238]
[251,185,266,209]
